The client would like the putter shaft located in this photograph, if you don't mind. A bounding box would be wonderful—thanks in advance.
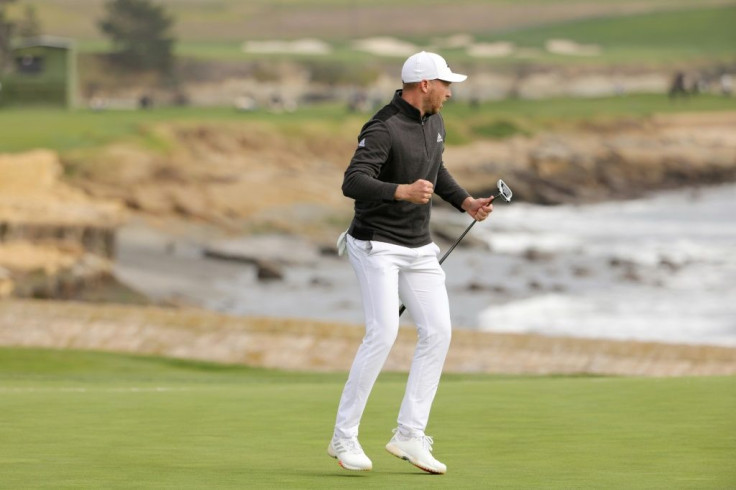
[398,181,511,317]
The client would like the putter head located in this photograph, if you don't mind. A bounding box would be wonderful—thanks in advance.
[496,179,513,203]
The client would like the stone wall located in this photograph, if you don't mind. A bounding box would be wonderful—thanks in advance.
[2,300,733,377]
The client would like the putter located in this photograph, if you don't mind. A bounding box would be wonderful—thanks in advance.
[398,179,513,317]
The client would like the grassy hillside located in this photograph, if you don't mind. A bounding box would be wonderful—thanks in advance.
[473,6,736,64]
[17,0,722,41]
[11,0,735,66]
[1,347,734,488]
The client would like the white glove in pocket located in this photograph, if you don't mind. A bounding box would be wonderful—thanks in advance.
[336,230,348,257]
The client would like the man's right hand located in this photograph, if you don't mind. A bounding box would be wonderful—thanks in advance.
[395,179,434,204]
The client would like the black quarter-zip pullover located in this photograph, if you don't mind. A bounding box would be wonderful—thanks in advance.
[342,89,471,247]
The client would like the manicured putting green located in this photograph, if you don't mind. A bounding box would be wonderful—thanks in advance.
[1,348,733,488]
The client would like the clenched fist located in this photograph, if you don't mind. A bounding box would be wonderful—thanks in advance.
[395,179,434,204]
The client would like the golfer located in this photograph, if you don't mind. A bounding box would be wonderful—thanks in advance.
[328,51,493,474]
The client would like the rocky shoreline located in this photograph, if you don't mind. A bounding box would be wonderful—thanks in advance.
[2,110,735,299]
[1,111,735,374]
[447,112,736,204]
[0,150,126,301]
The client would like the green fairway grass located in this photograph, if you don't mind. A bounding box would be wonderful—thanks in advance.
[0,104,364,153]
[12,1,733,66]
[472,5,736,64]
[73,5,736,65]
[1,347,734,489]
[2,94,736,153]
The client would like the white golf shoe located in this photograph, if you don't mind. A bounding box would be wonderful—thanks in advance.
[385,429,447,474]
[327,436,373,471]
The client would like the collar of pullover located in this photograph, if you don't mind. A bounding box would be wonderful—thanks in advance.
[392,89,427,123]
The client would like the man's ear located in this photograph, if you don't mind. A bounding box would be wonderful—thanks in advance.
[420,79,432,93]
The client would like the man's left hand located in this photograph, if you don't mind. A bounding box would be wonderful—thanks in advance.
[462,196,494,221]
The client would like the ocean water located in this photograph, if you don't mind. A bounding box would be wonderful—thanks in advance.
[116,185,736,347]
[470,184,736,346]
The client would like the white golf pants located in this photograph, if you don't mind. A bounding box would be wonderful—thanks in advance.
[333,235,452,439]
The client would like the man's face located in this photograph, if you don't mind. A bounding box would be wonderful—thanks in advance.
[425,79,452,115]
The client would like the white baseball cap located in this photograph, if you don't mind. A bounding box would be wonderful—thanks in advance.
[401,51,467,83]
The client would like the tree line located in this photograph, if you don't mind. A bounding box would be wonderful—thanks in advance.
[1,0,175,75]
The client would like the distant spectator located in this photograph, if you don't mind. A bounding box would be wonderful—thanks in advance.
[694,76,709,95]
[268,93,296,113]
[139,94,153,109]
[235,94,257,112]
[721,74,733,97]
[268,93,285,112]
[347,91,369,113]
[172,92,190,107]
[89,97,107,112]
[668,71,689,100]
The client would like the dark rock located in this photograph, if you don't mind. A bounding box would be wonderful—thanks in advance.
[524,248,553,262]
[572,265,593,277]
[256,260,283,281]
[620,266,642,282]
[310,276,332,287]
[659,257,682,271]
[318,244,339,256]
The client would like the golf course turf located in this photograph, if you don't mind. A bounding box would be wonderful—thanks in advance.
[1,347,734,488]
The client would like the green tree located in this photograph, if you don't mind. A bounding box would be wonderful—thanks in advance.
[17,5,41,38]
[98,0,176,74]
[0,0,17,73]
